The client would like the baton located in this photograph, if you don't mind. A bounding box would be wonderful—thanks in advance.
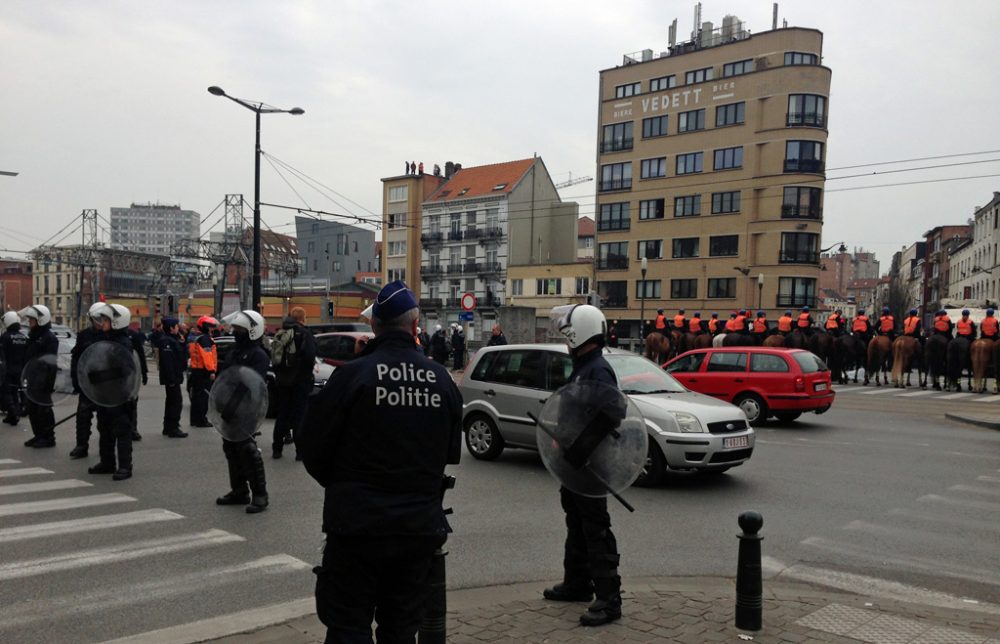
[40,410,81,435]
[528,412,635,512]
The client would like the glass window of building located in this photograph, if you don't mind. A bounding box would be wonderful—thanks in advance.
[715,102,745,127]
[640,157,667,179]
[713,146,743,170]
[672,237,700,258]
[642,115,668,138]
[677,109,705,132]
[598,202,630,230]
[674,195,701,217]
[708,278,736,298]
[711,191,741,214]
[675,152,703,175]
[671,278,698,298]
[639,199,665,220]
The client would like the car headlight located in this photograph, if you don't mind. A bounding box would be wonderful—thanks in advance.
[671,411,705,433]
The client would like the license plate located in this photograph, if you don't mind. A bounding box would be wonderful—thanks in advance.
[815,382,828,391]
[724,436,749,449]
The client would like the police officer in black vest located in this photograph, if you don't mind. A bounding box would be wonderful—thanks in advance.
[157,317,188,438]
[1,311,28,425]
[86,303,136,480]
[544,303,623,626]
[303,280,462,643]
[68,304,104,458]
[20,304,59,448]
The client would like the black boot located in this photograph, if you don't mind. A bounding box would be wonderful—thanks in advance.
[579,598,622,626]
[163,429,188,438]
[112,468,132,481]
[246,495,269,514]
[217,450,249,505]
[131,431,142,441]
[88,462,115,474]
[241,443,269,514]
[69,445,88,459]
[216,490,251,505]
[543,582,594,602]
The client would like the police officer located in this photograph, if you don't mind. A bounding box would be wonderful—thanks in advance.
[430,323,449,364]
[981,309,999,341]
[302,281,462,642]
[1,311,27,425]
[734,309,749,335]
[852,309,873,346]
[86,304,136,480]
[671,309,686,333]
[824,310,844,337]
[902,308,923,342]
[188,316,218,427]
[543,303,623,626]
[932,309,953,338]
[708,312,722,336]
[752,310,769,344]
[20,305,58,448]
[877,306,896,341]
[157,317,188,438]
[653,309,667,334]
[127,321,149,442]
[68,304,104,458]
[488,324,509,346]
[797,306,814,335]
[451,323,466,370]
[215,310,270,514]
[955,309,976,340]
[777,310,794,336]
[688,312,706,336]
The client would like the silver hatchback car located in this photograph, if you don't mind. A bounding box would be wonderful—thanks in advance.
[458,344,755,486]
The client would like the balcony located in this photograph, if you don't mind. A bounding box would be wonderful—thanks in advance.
[780,204,822,219]
[596,219,630,232]
[421,265,443,281]
[596,257,629,270]
[464,227,483,240]
[478,262,502,276]
[463,261,481,274]
[447,230,464,241]
[446,264,463,274]
[603,296,628,308]
[600,138,634,153]
[420,231,443,247]
[786,112,826,127]
[479,227,505,245]
[419,298,444,309]
[783,159,825,174]
[598,179,633,193]
[779,251,820,265]
[776,294,817,308]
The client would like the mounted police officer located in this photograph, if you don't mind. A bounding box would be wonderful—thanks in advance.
[19,305,58,448]
[86,303,136,480]
[777,310,794,336]
[877,306,896,342]
[303,280,462,643]
[157,317,188,438]
[69,304,104,458]
[543,303,623,627]
[797,306,814,336]
[852,309,873,347]
[188,315,218,427]
[1,311,27,426]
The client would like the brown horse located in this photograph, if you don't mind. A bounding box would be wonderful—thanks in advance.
[970,338,995,393]
[644,331,672,364]
[891,336,924,388]
[865,335,892,386]
[807,330,833,363]
[687,333,713,350]
[763,334,786,347]
[994,339,1000,394]
[670,329,686,359]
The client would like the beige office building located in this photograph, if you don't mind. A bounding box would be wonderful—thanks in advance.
[595,21,831,336]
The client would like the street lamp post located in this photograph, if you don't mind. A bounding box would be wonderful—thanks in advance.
[207,86,303,312]
[757,273,764,311]
[639,256,648,339]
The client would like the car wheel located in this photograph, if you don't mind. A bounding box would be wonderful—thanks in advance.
[735,393,767,426]
[633,442,666,488]
[774,412,802,423]
[463,414,505,460]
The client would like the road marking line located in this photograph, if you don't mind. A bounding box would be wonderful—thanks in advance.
[0,509,183,544]
[0,479,91,497]
[833,387,864,393]
[0,493,136,517]
[937,392,976,400]
[1,555,311,631]
[857,388,898,395]
[980,475,1000,483]
[0,467,53,479]
[949,484,1000,498]
[917,493,1000,512]
[888,507,1000,533]
[0,529,244,581]
[978,394,1000,403]
[896,390,936,397]
[0,459,22,465]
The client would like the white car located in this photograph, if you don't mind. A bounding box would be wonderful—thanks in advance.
[458,344,755,486]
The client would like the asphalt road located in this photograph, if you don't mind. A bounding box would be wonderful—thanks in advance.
[0,379,998,642]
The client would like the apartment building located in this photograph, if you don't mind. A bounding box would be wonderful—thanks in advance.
[110,203,200,255]
[948,191,1000,305]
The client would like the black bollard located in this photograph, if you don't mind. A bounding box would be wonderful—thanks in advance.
[735,511,763,632]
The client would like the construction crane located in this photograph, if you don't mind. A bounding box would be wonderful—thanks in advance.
[554,173,593,189]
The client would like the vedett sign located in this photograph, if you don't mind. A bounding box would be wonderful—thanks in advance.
[611,82,737,119]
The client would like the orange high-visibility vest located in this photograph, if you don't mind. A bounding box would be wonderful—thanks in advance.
[188,338,218,372]
[852,315,869,333]
[825,314,840,330]
[904,316,920,335]
[734,314,746,331]
[725,318,737,332]
[982,316,998,336]
[797,313,811,328]
[688,318,702,333]
[655,314,667,330]
[753,318,768,333]
[879,315,894,333]
[956,319,974,336]
[778,316,793,332]
[673,314,686,329]
[934,315,951,332]
[709,319,720,333]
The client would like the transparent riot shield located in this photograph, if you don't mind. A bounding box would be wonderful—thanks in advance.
[21,353,74,407]
[208,366,269,442]
[77,340,141,407]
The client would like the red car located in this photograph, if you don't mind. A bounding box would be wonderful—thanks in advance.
[662,347,834,425]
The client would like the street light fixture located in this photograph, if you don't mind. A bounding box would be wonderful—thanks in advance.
[820,241,847,254]
[207,85,304,312]
[639,256,648,339]
[757,273,764,311]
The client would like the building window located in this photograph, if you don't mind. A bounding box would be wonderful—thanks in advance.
[642,115,668,138]
[708,277,736,298]
[722,59,753,77]
[777,277,817,308]
[649,75,676,91]
[785,51,818,66]
[713,146,743,170]
[598,202,630,230]
[676,152,703,175]
[388,268,406,282]
[709,235,739,257]
[511,279,523,296]
[537,278,562,295]
[677,109,705,133]
[685,67,713,84]
[640,157,667,179]
[780,232,819,264]
[387,241,406,256]
[615,82,641,98]
[583,237,594,248]
[333,261,342,272]
[598,242,629,270]
[784,141,825,173]
[672,237,700,259]
[388,213,407,229]
[599,162,632,192]
[601,121,634,153]
[601,281,628,308]
[307,241,315,253]
[637,239,663,259]
[711,191,741,214]
[782,187,822,219]
[388,185,408,202]
[576,277,590,295]
[337,233,347,255]
[639,199,665,220]
[671,278,698,298]
[636,280,661,299]
[787,94,827,127]
[715,102,745,127]
[674,195,701,217]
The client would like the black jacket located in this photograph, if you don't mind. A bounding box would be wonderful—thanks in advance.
[302,330,463,536]
[1,325,29,377]
[26,324,58,361]
[70,326,101,392]
[275,317,317,385]
[128,328,148,380]
[570,346,617,387]
[487,332,508,346]
[430,331,449,362]
[220,336,270,379]
[157,332,186,386]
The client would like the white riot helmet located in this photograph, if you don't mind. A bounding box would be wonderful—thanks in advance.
[90,303,131,330]
[18,304,52,326]
[223,310,265,341]
[550,304,607,350]
[2,311,20,330]
[88,302,106,320]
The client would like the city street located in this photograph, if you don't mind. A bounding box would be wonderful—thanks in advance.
[0,380,998,642]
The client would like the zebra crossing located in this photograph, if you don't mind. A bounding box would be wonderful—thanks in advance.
[834,384,1000,403]
[0,458,313,643]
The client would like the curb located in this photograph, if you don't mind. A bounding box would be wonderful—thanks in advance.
[944,412,1000,431]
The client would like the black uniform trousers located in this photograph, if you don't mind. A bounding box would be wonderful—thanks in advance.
[1,373,21,418]
[315,533,446,644]
[96,404,132,470]
[559,486,621,602]
[189,370,212,424]
[273,379,312,451]
[163,384,183,432]
[26,400,56,441]
[75,393,97,447]
[221,438,267,498]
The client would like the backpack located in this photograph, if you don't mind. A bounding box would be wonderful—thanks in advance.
[270,328,299,372]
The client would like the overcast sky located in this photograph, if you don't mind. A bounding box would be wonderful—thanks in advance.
[2,0,999,269]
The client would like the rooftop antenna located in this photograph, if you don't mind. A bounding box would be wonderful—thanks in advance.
[692,2,702,40]
[668,18,677,46]
[772,3,778,30]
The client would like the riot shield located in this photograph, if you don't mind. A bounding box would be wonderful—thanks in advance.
[535,380,647,501]
[21,353,74,407]
[208,366,269,442]
[77,341,141,407]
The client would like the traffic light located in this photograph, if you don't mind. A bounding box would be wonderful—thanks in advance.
[327,301,334,318]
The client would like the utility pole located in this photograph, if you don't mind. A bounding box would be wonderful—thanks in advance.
[78,209,99,330]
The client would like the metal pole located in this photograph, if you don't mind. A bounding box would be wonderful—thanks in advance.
[253,108,262,312]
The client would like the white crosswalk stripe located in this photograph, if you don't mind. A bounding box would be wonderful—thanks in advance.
[0,459,22,465]
[0,509,183,544]
[897,390,936,397]
[0,479,91,496]
[0,467,53,479]
[0,493,136,517]
[949,484,1000,498]
[937,392,976,400]
[857,387,898,395]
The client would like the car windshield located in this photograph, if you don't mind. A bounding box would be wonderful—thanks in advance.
[606,353,687,394]
[793,351,828,373]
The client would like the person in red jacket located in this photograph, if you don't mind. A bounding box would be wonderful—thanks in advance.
[955,309,976,339]
[654,309,667,333]
[708,313,722,335]
[688,312,706,336]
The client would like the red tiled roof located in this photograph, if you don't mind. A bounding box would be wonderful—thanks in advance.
[577,216,595,237]
[426,159,535,203]
[846,278,879,289]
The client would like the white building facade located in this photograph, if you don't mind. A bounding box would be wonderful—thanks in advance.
[948,191,1000,306]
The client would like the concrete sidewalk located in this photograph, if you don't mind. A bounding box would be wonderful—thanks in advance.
[159,576,1000,644]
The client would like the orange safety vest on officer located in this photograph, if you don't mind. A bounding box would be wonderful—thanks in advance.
[825,313,841,331]
[797,312,812,328]
[904,315,921,336]
[188,335,218,371]
[654,311,667,331]
[753,316,768,334]
[956,317,975,337]
[725,316,738,332]
[933,313,951,333]
[733,313,746,332]
[708,317,720,334]
[981,312,999,339]
[852,314,870,333]
[778,314,793,332]
[673,313,687,330]
[688,317,703,334]
[879,314,894,334]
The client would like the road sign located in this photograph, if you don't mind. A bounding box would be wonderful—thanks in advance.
[459,311,474,322]
[461,292,477,311]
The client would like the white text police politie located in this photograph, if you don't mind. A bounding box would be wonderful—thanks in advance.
[374,362,443,408]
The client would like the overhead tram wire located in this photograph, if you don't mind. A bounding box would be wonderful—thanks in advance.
[259,202,384,231]
[826,148,1000,172]
[826,173,1000,193]
[262,154,370,221]
[263,152,380,217]
[263,154,313,211]
[37,214,86,248]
